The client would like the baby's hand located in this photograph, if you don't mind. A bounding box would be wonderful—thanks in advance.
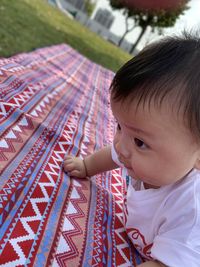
[63,155,87,178]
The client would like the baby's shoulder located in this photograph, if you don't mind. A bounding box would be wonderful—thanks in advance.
[162,170,200,219]
[168,169,200,199]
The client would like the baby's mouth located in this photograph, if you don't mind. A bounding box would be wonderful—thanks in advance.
[120,160,132,170]
[118,155,133,170]
[124,164,132,170]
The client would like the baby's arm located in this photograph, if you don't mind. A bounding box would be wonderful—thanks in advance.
[137,261,166,267]
[64,145,118,178]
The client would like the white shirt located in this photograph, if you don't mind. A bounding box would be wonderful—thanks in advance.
[111,144,200,267]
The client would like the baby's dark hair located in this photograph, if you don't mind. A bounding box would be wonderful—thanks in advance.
[110,32,200,141]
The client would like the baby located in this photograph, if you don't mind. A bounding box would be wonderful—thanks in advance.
[64,32,200,267]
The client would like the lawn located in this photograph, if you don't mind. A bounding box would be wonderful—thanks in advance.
[0,0,131,72]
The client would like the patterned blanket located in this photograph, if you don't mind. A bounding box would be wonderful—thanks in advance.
[0,44,142,266]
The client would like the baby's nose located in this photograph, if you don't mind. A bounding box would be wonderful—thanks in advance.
[115,140,131,159]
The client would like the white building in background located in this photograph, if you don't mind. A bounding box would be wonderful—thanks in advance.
[93,8,114,29]
[50,0,134,54]
[65,0,85,12]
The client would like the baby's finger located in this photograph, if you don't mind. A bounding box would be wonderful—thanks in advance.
[63,162,75,172]
[64,155,74,161]
[69,170,85,178]
[64,158,73,165]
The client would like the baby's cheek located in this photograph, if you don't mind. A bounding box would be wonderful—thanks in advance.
[113,133,119,146]
[130,158,145,176]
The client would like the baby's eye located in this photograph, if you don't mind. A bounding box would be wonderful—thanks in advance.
[117,123,121,131]
[134,138,148,149]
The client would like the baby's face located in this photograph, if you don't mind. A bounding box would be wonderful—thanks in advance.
[111,97,200,188]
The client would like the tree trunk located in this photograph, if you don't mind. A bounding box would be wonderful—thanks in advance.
[118,31,128,46]
[130,25,147,54]
[118,12,136,46]
[118,29,130,46]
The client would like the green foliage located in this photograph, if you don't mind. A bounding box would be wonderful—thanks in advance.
[0,0,131,72]
[110,0,190,30]
[84,0,96,17]
[110,0,190,51]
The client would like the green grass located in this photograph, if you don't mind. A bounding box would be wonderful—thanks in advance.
[0,0,131,72]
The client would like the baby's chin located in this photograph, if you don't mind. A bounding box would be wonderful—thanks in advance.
[127,169,141,181]
[127,168,135,178]
[127,170,161,189]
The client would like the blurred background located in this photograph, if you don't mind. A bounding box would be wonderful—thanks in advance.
[0,0,198,71]
[92,0,200,50]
